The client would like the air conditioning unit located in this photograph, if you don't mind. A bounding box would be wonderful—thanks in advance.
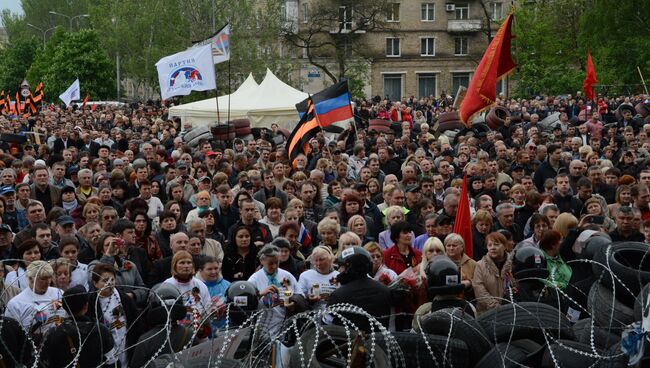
[446,3,456,11]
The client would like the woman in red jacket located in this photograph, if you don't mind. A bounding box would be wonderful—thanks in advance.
[383,221,422,275]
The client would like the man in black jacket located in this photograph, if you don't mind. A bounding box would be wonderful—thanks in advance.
[553,174,582,217]
[609,206,645,242]
[226,199,272,248]
[533,144,565,192]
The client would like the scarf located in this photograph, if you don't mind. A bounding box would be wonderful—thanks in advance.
[62,199,78,213]
[265,271,282,288]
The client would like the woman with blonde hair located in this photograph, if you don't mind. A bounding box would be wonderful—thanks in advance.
[472,232,513,314]
[444,233,476,294]
[298,245,339,310]
[364,242,398,283]
[553,213,579,238]
[347,214,374,244]
[508,184,526,208]
[378,206,408,249]
[336,232,362,257]
[419,237,444,278]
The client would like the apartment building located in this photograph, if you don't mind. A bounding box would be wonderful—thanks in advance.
[285,0,509,100]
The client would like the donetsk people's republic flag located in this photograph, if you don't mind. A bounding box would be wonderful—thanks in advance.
[156,44,216,100]
[311,80,354,128]
[459,13,516,126]
[288,98,320,162]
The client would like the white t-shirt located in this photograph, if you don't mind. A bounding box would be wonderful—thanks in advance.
[5,267,28,290]
[248,268,298,337]
[163,277,212,326]
[297,269,340,310]
[145,196,164,220]
[70,262,89,290]
[4,286,66,334]
[98,288,128,368]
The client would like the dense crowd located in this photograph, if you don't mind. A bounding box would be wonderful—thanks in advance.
[0,91,647,366]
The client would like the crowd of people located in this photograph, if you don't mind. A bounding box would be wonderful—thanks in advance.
[0,91,647,366]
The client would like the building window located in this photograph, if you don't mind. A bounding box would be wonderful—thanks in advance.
[454,37,468,55]
[387,3,400,22]
[421,3,435,21]
[420,38,435,56]
[384,74,403,101]
[280,4,287,22]
[452,72,471,94]
[386,38,400,57]
[490,2,503,20]
[496,79,504,95]
[339,6,352,31]
[418,74,437,97]
[302,3,310,22]
[455,3,469,20]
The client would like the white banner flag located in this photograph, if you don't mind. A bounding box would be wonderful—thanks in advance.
[156,44,217,100]
[59,79,80,107]
[192,23,231,65]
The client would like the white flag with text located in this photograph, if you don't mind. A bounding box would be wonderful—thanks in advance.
[59,79,80,107]
[156,44,216,100]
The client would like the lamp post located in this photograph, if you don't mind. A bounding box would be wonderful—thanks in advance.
[112,17,120,101]
[48,11,90,30]
[26,24,58,47]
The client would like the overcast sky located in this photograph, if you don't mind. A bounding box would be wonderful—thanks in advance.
[3,0,24,17]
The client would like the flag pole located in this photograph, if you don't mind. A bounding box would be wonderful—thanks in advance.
[310,94,334,160]
[227,58,231,124]
[638,66,649,95]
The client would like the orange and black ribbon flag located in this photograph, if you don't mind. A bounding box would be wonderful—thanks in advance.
[288,97,320,162]
[26,93,38,114]
[14,92,22,115]
[0,91,5,113]
[459,12,516,127]
[32,82,43,103]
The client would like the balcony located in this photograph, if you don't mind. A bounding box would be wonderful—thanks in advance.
[447,19,482,33]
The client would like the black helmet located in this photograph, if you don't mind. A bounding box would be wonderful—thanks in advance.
[583,234,611,260]
[512,246,548,280]
[226,281,259,311]
[336,246,372,285]
[426,256,465,296]
[147,283,186,324]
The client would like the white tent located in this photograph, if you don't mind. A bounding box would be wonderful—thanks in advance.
[168,69,308,128]
[246,69,308,127]
[168,73,259,126]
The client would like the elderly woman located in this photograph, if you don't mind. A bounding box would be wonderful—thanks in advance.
[582,197,616,232]
[163,250,212,326]
[444,233,476,296]
[364,242,398,283]
[298,245,339,310]
[419,237,445,278]
[87,263,142,367]
[247,245,300,336]
[324,180,343,209]
[5,260,66,340]
[51,258,72,291]
[539,230,572,291]
[6,239,42,290]
[131,209,163,265]
[384,221,422,275]
[472,232,513,315]
[260,197,284,238]
[517,214,550,249]
[378,206,410,250]
[316,217,341,251]
[336,231,362,257]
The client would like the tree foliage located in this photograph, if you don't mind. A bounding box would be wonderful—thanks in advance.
[27,29,115,100]
[280,0,395,84]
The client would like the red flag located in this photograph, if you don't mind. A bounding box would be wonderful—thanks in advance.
[583,50,597,101]
[453,175,474,258]
[459,13,516,126]
[82,95,89,110]
[91,102,96,111]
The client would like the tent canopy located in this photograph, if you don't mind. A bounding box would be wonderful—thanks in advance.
[168,69,308,128]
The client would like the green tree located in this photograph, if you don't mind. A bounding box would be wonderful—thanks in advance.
[0,36,40,92]
[27,29,114,100]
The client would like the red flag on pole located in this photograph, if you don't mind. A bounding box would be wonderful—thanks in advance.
[82,95,89,110]
[453,175,474,258]
[459,13,516,127]
[583,50,597,102]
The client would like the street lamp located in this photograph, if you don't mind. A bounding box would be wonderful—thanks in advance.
[112,17,120,101]
[26,23,58,47]
[49,11,90,30]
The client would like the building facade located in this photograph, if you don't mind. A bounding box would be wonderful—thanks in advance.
[286,0,509,100]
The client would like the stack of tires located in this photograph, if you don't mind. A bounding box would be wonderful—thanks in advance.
[183,125,213,148]
[437,112,464,132]
[485,106,510,130]
[368,119,393,133]
[212,122,236,142]
[232,119,252,138]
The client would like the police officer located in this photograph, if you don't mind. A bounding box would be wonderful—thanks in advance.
[508,246,556,308]
[225,280,260,327]
[41,285,114,368]
[326,246,391,332]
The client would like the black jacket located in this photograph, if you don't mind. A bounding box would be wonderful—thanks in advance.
[221,248,259,282]
[327,277,391,332]
[226,219,272,248]
[42,315,114,368]
[553,191,583,218]
[534,159,566,192]
[609,229,645,242]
